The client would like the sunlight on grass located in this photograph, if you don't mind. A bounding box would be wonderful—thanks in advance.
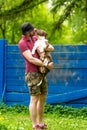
[0,104,87,130]
[45,115,87,130]
[0,116,4,121]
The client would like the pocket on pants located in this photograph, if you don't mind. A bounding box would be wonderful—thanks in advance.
[25,72,43,87]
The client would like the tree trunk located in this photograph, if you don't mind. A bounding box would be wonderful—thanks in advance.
[86,0,87,23]
[0,23,6,39]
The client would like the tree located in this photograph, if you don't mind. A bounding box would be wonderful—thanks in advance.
[0,0,86,44]
[0,0,48,40]
[50,0,86,29]
[49,0,87,44]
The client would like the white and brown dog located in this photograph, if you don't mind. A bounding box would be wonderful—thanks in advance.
[32,29,54,75]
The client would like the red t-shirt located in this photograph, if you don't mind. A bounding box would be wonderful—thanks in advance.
[18,35,39,73]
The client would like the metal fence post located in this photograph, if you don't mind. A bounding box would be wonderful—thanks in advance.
[0,40,7,105]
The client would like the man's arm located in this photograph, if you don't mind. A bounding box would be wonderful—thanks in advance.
[23,49,53,70]
[22,50,44,67]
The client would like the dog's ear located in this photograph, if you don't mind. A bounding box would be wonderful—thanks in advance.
[36,29,48,37]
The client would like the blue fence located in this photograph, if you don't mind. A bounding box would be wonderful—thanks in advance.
[0,39,87,107]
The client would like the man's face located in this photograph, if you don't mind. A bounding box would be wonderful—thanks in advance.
[26,29,35,38]
[30,29,36,36]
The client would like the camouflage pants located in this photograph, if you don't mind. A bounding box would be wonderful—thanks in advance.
[25,72,48,96]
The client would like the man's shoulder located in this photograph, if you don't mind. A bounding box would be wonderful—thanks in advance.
[18,38,26,51]
[18,38,25,46]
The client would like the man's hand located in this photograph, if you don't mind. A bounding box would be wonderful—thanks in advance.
[44,62,54,70]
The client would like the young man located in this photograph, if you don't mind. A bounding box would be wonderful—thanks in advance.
[18,22,53,130]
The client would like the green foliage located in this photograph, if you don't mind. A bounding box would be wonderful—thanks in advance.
[0,103,87,118]
[44,104,53,113]
[45,104,87,118]
[0,125,7,130]
[50,0,87,44]
[0,0,48,18]
[0,104,87,130]
[0,103,28,114]
[0,0,87,45]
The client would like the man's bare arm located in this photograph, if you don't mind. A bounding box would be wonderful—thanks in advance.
[22,50,44,67]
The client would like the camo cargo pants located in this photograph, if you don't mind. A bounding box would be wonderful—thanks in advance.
[25,72,48,96]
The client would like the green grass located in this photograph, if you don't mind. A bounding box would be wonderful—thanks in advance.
[0,104,87,130]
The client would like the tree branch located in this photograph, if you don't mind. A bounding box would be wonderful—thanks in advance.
[0,0,48,19]
[52,0,79,31]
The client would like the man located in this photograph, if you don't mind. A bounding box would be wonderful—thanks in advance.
[18,22,53,130]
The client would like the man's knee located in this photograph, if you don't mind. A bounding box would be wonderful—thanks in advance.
[40,94,46,102]
[30,95,40,103]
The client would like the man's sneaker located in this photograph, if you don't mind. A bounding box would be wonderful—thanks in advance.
[39,124,48,129]
[32,124,41,130]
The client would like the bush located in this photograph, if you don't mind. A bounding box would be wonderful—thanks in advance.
[0,103,87,118]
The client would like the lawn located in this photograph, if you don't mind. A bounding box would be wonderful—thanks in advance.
[0,104,87,130]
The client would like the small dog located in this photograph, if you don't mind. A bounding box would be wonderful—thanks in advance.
[32,29,54,75]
